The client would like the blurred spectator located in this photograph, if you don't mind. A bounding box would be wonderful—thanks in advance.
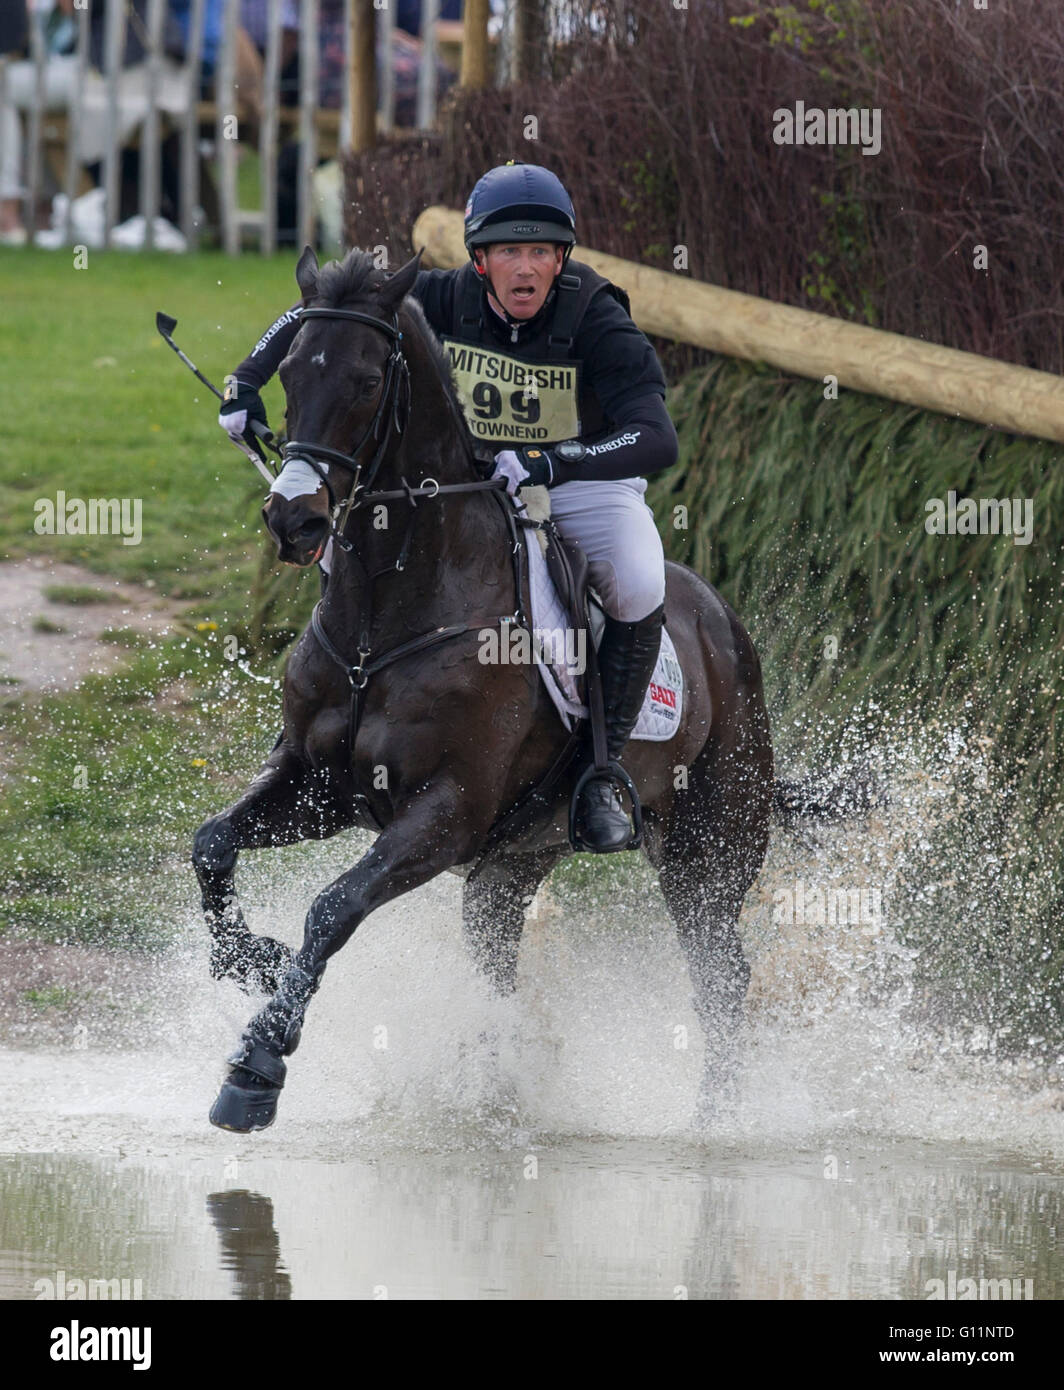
[240,0,298,55]
[0,1,29,57]
[277,0,457,118]
[396,0,462,38]
[237,0,458,242]
[1,1,194,242]
[168,0,223,77]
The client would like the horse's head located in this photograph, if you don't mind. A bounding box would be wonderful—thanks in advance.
[263,245,422,567]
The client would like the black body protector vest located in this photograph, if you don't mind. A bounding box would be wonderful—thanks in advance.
[441,258,632,453]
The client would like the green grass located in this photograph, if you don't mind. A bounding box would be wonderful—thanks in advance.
[0,247,322,945]
[32,616,67,634]
[0,246,306,627]
[98,627,148,647]
[0,624,284,947]
[21,985,79,1011]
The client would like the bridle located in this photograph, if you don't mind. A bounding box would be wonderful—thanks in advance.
[280,306,412,552]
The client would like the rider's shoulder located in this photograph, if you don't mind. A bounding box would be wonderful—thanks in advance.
[563,261,636,346]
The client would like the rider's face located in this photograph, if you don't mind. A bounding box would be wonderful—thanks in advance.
[478,243,564,319]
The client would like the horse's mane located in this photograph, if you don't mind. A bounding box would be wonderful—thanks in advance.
[313,249,467,426]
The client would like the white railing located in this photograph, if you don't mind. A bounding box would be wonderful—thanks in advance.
[2,0,493,254]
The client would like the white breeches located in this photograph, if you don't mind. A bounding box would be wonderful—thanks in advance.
[548,476,666,622]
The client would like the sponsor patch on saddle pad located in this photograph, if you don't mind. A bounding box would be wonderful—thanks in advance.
[523,531,683,741]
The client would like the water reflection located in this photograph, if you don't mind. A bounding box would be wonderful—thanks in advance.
[206,1191,291,1301]
[0,1144,1060,1300]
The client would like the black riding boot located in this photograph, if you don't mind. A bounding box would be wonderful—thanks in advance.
[574,603,665,852]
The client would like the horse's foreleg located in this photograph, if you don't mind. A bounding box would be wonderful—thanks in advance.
[209,786,476,1132]
[192,748,355,995]
[462,849,563,996]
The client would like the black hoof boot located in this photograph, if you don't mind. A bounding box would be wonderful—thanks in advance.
[209,1035,287,1133]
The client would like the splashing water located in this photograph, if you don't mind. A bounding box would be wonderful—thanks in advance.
[3,713,1062,1165]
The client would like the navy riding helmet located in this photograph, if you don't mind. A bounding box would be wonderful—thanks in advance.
[463,162,577,270]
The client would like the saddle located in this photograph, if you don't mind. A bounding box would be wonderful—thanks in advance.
[540,517,606,662]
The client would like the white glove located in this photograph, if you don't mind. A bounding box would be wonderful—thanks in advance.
[491,449,531,497]
[219,405,250,442]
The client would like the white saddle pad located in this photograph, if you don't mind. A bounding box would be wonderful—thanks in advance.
[524,530,683,740]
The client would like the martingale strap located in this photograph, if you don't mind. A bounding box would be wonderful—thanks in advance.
[311,603,508,760]
[309,483,531,816]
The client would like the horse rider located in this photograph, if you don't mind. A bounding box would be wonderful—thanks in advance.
[219,161,678,852]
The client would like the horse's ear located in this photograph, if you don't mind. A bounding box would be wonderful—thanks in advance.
[295,245,319,301]
[377,247,424,312]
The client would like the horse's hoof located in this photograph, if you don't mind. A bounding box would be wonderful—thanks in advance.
[209,1075,280,1132]
[209,1035,287,1133]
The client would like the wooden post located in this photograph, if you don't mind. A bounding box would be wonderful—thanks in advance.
[25,2,46,241]
[102,0,124,246]
[140,0,166,251]
[512,0,546,83]
[460,0,492,90]
[411,205,1064,447]
[260,0,282,254]
[378,0,395,133]
[179,0,206,248]
[349,0,376,152]
[298,0,320,250]
[416,0,439,131]
[63,1,91,245]
[216,0,240,255]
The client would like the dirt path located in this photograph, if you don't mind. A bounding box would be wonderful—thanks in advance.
[0,558,190,692]
[0,939,174,1047]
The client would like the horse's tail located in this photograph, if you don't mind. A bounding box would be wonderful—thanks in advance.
[772,763,885,828]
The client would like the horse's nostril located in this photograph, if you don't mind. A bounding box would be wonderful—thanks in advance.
[289,519,328,553]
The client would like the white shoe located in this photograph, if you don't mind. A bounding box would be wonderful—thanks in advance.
[0,226,27,247]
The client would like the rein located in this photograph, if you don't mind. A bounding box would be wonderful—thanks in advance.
[282,303,490,552]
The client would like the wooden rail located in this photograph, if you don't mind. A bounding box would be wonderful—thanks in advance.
[413,205,1064,447]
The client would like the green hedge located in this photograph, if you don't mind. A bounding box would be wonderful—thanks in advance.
[648,359,1064,1050]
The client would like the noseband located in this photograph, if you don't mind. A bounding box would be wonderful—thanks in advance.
[280,307,411,552]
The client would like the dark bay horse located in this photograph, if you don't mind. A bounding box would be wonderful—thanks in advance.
[193,247,776,1132]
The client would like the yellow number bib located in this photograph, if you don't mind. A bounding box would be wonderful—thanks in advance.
[440,338,581,445]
